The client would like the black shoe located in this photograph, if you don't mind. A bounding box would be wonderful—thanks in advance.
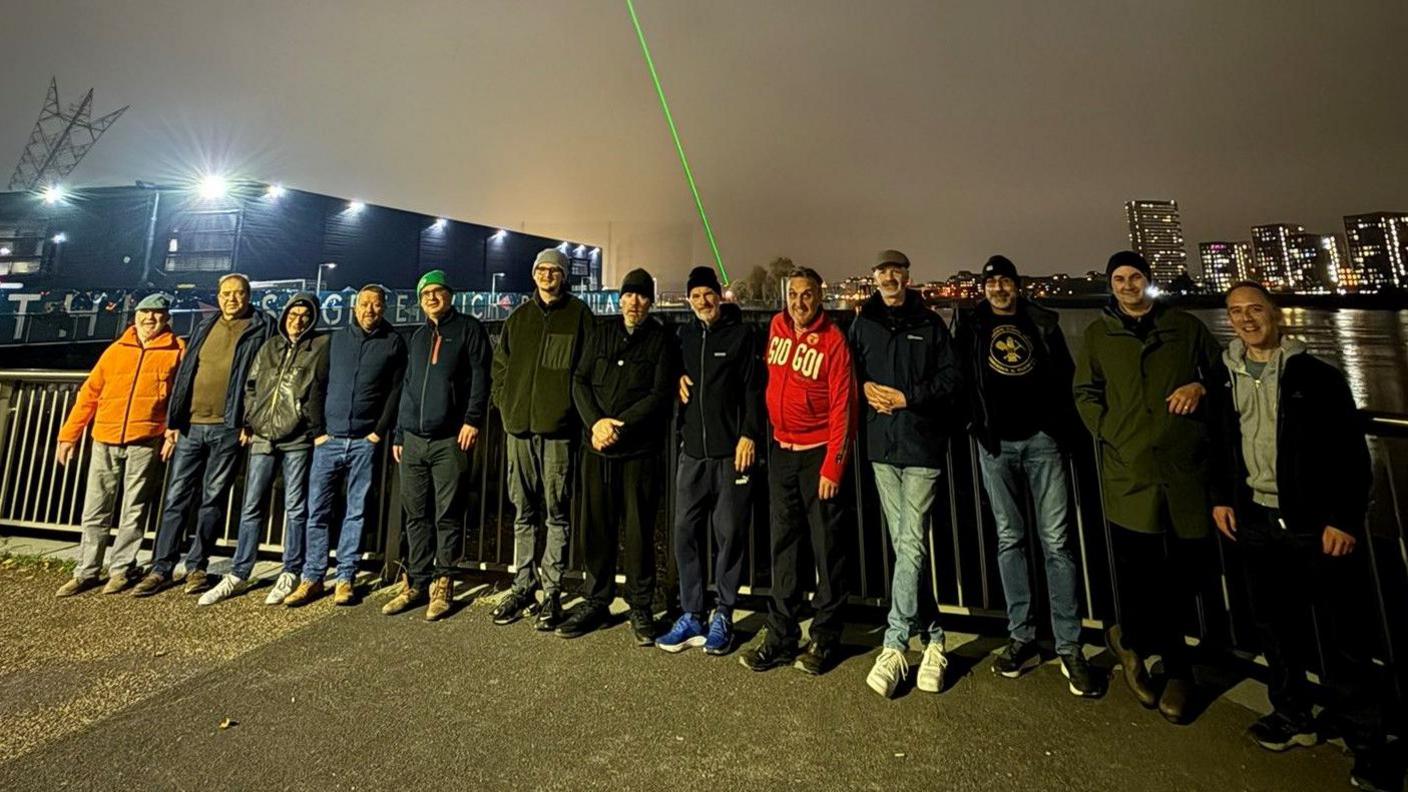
[1059,651,1103,698]
[1106,625,1157,708]
[737,630,798,672]
[793,639,836,676]
[629,609,656,647]
[1247,713,1318,752]
[534,594,563,631]
[1158,676,1194,724]
[1351,748,1404,792]
[992,640,1040,678]
[554,603,608,639]
[491,590,537,626]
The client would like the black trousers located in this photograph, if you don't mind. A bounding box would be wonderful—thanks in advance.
[765,445,850,650]
[1241,503,1386,749]
[1109,525,1210,678]
[399,433,468,589]
[581,450,661,611]
[673,451,754,617]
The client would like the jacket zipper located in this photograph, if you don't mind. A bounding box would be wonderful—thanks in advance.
[119,341,148,445]
[418,324,438,435]
[699,323,709,454]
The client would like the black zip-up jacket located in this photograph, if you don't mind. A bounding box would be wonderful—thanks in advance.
[1212,351,1372,537]
[491,292,593,438]
[952,298,1083,456]
[677,303,765,460]
[395,309,492,443]
[323,318,408,439]
[167,306,274,433]
[847,290,959,468]
[244,293,330,450]
[573,315,678,459]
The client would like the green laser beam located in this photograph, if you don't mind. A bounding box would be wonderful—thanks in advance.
[625,0,729,285]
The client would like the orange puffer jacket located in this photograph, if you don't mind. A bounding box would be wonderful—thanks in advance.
[59,326,187,445]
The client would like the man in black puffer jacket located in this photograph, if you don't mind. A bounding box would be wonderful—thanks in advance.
[557,268,679,645]
[200,291,329,606]
[383,270,492,621]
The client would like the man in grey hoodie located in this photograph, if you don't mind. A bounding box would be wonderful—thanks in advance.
[199,292,330,606]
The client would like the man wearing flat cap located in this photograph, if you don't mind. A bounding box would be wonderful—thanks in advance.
[558,268,679,645]
[1074,250,1223,723]
[54,293,186,597]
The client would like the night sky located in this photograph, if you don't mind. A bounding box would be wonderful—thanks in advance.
[3,0,1405,287]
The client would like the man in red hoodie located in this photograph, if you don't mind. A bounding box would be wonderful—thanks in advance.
[739,266,857,675]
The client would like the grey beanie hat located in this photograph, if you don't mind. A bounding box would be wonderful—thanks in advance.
[534,248,569,274]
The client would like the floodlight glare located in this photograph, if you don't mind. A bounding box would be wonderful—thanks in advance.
[0,247,11,256]
[574,245,587,256]
[41,184,65,205]
[197,174,229,200]
[433,217,447,229]
[348,200,365,213]
[492,229,508,241]
[265,184,286,199]
[52,233,67,244]
[590,247,600,257]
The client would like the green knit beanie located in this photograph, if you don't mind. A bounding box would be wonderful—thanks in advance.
[417,269,451,294]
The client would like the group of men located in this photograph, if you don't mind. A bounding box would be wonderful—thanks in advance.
[52,247,1398,791]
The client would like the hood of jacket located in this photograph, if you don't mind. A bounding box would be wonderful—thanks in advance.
[1224,335,1307,375]
[279,292,322,344]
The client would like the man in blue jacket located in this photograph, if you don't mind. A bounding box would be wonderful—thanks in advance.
[300,285,406,606]
[847,250,958,698]
[382,270,491,621]
[134,273,274,596]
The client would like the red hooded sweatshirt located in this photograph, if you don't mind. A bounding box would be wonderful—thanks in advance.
[764,310,856,483]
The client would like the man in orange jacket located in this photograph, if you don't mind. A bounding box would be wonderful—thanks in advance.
[54,293,185,596]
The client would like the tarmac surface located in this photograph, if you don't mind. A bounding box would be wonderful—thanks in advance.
[0,557,1356,792]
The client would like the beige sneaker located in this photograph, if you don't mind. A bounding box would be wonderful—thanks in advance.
[55,577,99,598]
[102,570,131,594]
[284,579,324,608]
[333,581,356,606]
[424,576,454,621]
[131,572,170,597]
[381,584,427,615]
[182,569,210,595]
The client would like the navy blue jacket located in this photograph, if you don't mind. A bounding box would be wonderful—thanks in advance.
[167,307,275,433]
[677,303,765,460]
[324,319,408,439]
[396,309,491,443]
[847,290,959,468]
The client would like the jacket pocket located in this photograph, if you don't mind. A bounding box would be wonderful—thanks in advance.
[540,333,574,370]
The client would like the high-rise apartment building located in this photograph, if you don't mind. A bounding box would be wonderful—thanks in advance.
[1198,241,1255,293]
[1126,200,1188,282]
[1344,212,1408,289]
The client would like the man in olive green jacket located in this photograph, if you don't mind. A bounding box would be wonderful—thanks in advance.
[1074,250,1224,725]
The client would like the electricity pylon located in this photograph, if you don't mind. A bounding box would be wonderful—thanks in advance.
[8,78,128,191]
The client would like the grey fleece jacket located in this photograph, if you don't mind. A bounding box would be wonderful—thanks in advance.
[1222,336,1307,508]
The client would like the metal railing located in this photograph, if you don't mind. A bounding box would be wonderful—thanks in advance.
[2,364,1405,701]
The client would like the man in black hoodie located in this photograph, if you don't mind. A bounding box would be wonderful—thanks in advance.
[557,268,678,644]
[489,249,594,630]
[848,250,958,698]
[383,270,492,621]
[655,266,764,656]
[954,256,1098,697]
[200,292,329,606]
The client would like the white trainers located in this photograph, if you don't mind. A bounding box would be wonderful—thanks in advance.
[916,642,948,693]
[197,574,249,606]
[865,647,909,698]
[264,572,297,606]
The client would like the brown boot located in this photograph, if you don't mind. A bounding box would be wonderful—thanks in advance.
[333,581,356,606]
[131,572,171,597]
[381,583,427,615]
[1106,625,1157,708]
[424,576,454,621]
[55,577,99,598]
[182,569,211,595]
[284,579,324,608]
[102,570,132,595]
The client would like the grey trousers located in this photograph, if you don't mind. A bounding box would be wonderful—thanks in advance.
[74,438,165,580]
[505,433,572,597]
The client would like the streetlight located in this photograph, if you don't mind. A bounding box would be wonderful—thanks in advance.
[490,272,505,314]
[315,262,337,293]
[197,174,228,200]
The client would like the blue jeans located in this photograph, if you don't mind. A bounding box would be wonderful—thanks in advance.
[301,437,378,583]
[231,447,311,580]
[872,462,944,651]
[151,424,243,579]
[977,431,1081,655]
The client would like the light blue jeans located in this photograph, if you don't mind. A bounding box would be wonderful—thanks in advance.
[977,431,1081,655]
[872,462,944,651]
[231,448,311,580]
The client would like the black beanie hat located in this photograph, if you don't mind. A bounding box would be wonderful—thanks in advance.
[620,268,655,301]
[980,255,1020,286]
[1107,250,1152,280]
[686,265,722,296]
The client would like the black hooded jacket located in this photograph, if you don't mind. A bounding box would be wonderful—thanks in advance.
[244,292,330,450]
[396,308,492,443]
[573,314,678,459]
[847,289,959,468]
[677,303,765,460]
[953,298,1082,456]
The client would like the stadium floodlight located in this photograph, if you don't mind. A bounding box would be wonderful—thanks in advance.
[347,200,365,213]
[590,247,600,257]
[574,244,587,256]
[41,184,65,205]
[265,184,286,199]
[197,173,229,200]
[558,242,570,252]
[433,217,447,230]
[51,232,67,243]
[0,247,11,256]
[492,229,508,241]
